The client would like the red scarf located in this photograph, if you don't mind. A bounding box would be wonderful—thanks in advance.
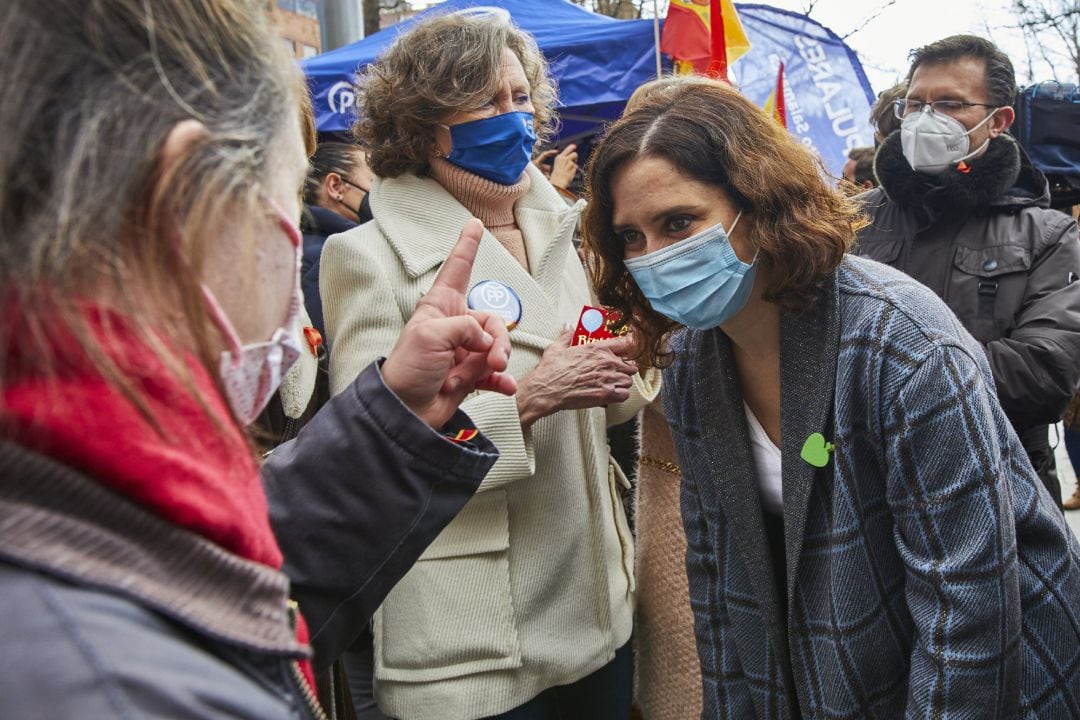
[3,307,315,688]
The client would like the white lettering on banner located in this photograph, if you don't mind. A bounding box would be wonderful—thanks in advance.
[793,35,871,152]
[328,81,355,115]
[818,81,842,106]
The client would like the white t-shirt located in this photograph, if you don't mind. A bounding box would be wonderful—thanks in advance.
[744,402,783,514]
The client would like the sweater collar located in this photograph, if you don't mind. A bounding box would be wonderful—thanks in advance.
[368,162,581,280]
[429,157,531,228]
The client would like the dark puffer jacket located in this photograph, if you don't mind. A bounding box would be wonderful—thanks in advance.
[855,131,1080,500]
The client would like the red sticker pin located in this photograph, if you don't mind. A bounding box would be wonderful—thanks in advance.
[571,306,629,346]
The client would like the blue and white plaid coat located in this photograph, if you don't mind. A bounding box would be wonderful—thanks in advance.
[664,256,1080,719]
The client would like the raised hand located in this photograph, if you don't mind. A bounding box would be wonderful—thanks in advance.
[550,144,579,190]
[382,219,517,429]
[534,144,579,190]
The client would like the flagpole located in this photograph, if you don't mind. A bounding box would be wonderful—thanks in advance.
[652,0,662,79]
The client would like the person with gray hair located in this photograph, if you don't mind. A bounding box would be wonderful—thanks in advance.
[321,10,660,719]
[855,34,1080,509]
[0,1,519,717]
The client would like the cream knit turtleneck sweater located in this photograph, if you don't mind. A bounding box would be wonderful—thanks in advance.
[429,158,531,271]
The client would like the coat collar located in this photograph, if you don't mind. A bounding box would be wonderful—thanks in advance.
[0,440,307,658]
[874,130,1049,215]
[369,163,584,353]
[777,275,839,613]
[301,204,357,238]
[369,163,582,282]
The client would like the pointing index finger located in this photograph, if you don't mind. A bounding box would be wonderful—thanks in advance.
[431,218,484,296]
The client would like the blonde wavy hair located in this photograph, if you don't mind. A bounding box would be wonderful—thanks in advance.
[355,12,558,178]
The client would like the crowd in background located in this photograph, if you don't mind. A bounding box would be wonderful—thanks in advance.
[2,3,1080,720]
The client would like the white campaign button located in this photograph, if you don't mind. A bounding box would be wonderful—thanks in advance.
[468,280,523,329]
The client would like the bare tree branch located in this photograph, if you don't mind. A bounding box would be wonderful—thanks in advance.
[841,0,897,40]
[1005,0,1079,84]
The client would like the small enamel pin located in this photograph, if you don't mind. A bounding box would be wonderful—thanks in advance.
[800,433,834,468]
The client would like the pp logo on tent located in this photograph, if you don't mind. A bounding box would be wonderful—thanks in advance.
[328,82,355,115]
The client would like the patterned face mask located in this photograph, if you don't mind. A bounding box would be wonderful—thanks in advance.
[202,199,304,425]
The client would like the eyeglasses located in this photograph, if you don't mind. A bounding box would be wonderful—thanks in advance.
[892,99,998,119]
[341,178,369,193]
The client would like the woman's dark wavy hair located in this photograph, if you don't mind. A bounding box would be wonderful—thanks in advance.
[583,81,866,368]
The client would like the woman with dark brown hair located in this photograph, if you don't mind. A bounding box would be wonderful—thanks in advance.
[300,142,374,336]
[584,81,1080,718]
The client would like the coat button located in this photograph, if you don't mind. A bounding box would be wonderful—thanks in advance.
[982,259,999,272]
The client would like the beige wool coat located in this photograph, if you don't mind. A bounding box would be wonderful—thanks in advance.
[320,164,660,720]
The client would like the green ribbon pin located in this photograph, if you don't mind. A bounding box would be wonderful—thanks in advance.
[800,433,834,468]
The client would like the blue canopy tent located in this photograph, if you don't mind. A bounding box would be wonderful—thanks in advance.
[303,0,661,150]
[302,0,876,177]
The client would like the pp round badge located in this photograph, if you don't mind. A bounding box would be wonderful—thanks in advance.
[468,280,523,330]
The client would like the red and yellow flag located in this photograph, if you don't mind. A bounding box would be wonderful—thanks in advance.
[660,0,750,80]
[763,61,787,128]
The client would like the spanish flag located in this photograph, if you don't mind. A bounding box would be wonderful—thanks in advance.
[763,61,787,128]
[661,0,750,81]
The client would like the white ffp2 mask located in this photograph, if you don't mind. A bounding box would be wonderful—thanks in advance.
[901,106,997,175]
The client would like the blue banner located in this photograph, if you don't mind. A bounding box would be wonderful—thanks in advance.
[735,4,877,177]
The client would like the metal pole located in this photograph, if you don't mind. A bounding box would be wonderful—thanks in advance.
[321,0,364,52]
[653,0,663,79]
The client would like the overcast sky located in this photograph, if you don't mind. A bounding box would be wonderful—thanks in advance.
[727,0,1061,95]
[410,1,1069,95]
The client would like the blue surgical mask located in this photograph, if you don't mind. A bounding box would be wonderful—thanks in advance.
[442,111,537,185]
[623,212,754,330]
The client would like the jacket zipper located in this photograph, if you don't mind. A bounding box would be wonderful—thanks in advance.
[289,658,330,720]
[286,599,330,720]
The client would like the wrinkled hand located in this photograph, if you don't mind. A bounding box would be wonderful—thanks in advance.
[383,219,517,429]
[535,144,579,190]
[516,327,638,428]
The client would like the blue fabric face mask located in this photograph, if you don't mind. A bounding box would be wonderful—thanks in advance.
[623,212,754,330]
[443,111,537,185]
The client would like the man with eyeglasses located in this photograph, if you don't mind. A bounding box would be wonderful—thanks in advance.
[855,34,1080,510]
